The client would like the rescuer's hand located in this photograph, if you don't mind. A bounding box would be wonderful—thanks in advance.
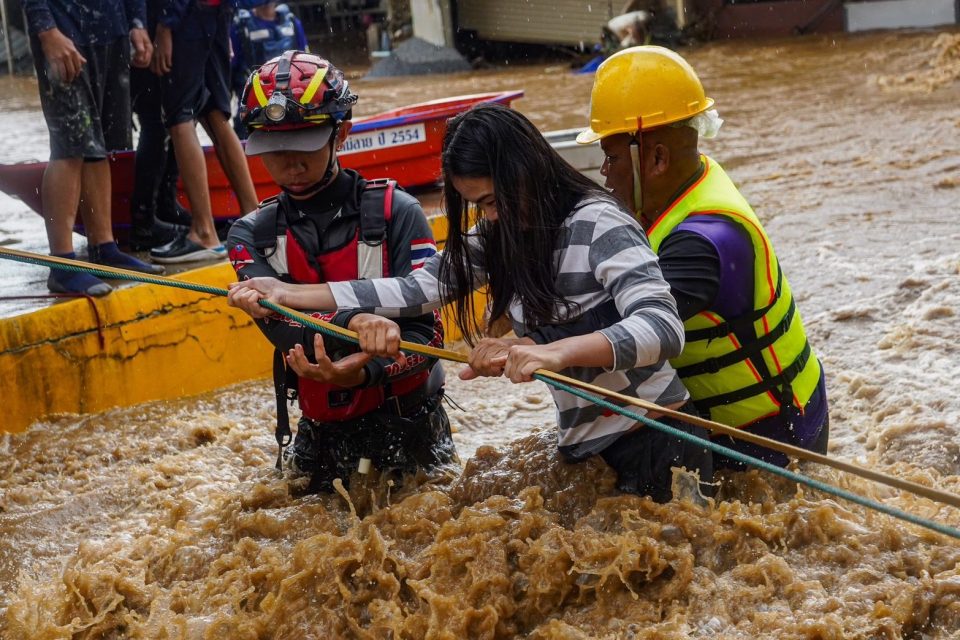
[129,28,153,68]
[286,334,372,387]
[151,24,173,75]
[227,278,289,318]
[347,313,404,364]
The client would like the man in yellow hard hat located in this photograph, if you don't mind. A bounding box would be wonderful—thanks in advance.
[564,45,829,468]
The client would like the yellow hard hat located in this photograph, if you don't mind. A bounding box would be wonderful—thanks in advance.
[577,46,714,144]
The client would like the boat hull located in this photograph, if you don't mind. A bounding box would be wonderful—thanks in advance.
[544,128,604,184]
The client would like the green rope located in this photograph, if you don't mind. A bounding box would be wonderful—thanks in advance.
[5,251,229,297]
[269,299,960,540]
[5,251,960,541]
[539,375,960,541]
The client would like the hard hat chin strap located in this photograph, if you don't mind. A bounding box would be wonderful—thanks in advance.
[629,128,644,220]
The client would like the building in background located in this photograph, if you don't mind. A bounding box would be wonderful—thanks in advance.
[451,0,959,46]
[1,0,957,77]
[694,0,959,39]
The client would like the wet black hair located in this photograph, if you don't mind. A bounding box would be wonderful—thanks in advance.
[438,102,611,344]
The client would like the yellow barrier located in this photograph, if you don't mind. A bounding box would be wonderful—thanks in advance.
[1,211,486,434]
[429,213,488,344]
[0,263,272,434]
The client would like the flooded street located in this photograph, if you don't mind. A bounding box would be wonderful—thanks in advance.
[2,28,960,638]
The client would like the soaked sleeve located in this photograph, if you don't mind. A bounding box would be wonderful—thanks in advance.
[386,193,439,282]
[658,230,721,321]
[23,0,56,35]
[328,227,487,318]
[158,0,192,29]
[294,17,308,51]
[124,0,147,27]
[226,213,280,282]
[587,204,685,370]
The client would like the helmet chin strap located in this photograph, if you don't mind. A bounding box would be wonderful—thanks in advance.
[629,125,644,221]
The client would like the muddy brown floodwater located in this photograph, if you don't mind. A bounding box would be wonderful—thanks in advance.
[2,29,960,639]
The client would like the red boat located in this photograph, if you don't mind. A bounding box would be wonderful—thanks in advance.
[0,90,523,232]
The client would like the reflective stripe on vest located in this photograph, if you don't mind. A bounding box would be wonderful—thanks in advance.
[238,7,298,67]
[646,155,821,428]
[354,178,392,280]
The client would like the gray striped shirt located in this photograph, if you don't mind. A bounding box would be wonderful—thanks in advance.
[329,197,689,458]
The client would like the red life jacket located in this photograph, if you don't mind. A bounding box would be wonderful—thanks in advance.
[253,178,433,423]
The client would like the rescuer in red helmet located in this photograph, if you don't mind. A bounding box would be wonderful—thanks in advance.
[226,51,457,492]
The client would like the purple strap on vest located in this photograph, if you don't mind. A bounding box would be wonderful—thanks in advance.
[676,216,754,320]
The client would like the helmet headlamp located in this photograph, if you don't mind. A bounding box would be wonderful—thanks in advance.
[264,93,288,122]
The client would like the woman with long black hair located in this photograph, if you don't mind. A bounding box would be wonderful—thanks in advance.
[229,103,713,502]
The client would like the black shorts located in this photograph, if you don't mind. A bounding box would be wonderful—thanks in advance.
[131,66,163,127]
[599,402,715,503]
[161,5,233,127]
[31,36,132,160]
[299,392,458,493]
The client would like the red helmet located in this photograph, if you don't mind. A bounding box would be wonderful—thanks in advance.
[241,51,358,155]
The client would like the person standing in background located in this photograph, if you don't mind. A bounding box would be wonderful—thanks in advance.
[129,0,189,251]
[229,2,308,139]
[149,0,259,263]
[24,0,165,295]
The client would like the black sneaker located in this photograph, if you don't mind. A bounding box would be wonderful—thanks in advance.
[150,232,226,264]
[130,219,184,251]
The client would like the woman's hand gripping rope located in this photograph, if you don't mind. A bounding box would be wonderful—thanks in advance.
[459,337,568,383]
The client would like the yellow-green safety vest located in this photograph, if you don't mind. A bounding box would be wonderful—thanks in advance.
[647,155,821,428]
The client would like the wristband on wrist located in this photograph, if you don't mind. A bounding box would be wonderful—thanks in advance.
[357,364,372,388]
